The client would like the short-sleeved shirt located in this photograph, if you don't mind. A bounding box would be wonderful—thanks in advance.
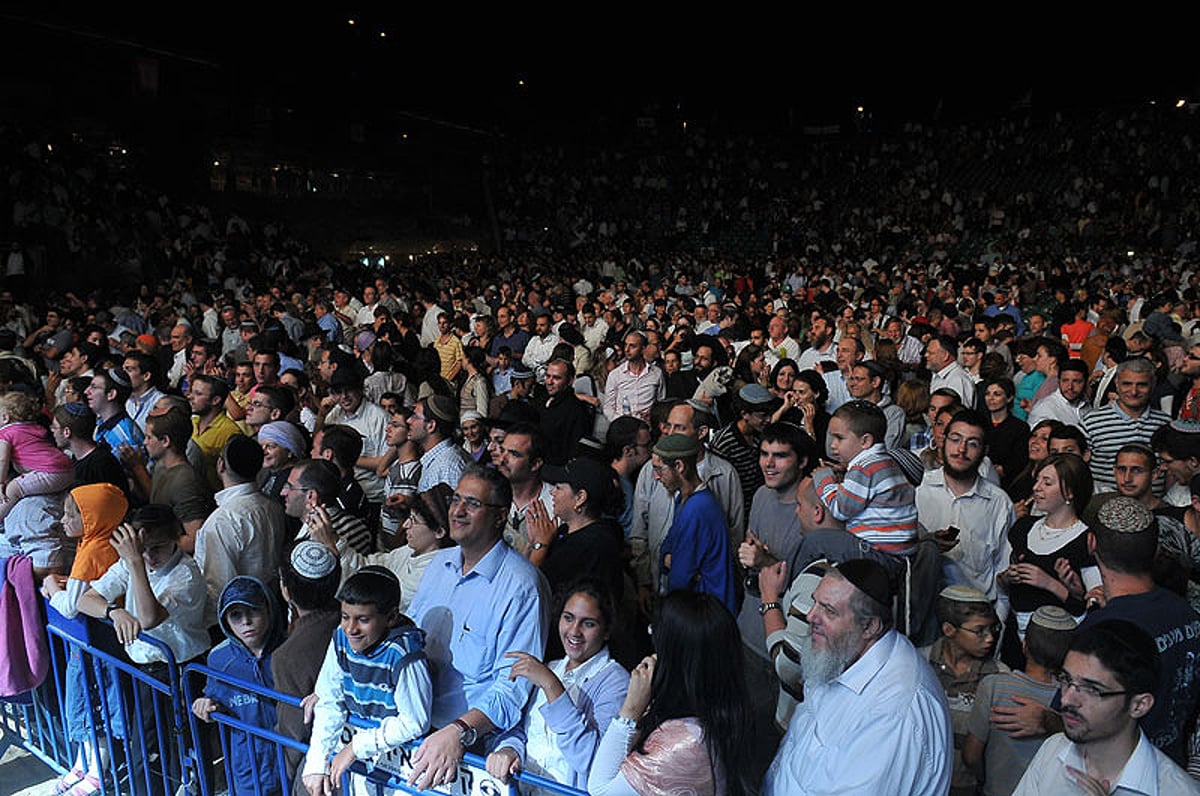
[150,462,215,526]
[966,670,1059,796]
[91,548,209,664]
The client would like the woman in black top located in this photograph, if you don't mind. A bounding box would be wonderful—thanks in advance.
[981,377,1029,488]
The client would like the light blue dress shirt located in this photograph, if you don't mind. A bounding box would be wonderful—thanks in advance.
[408,540,550,731]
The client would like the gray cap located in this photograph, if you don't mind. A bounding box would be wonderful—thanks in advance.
[739,383,781,409]
[652,433,700,459]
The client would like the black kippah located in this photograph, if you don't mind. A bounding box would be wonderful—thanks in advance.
[836,558,892,608]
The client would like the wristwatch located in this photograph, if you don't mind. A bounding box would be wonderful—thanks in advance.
[105,603,119,620]
[759,601,782,616]
[530,542,546,551]
[451,718,477,748]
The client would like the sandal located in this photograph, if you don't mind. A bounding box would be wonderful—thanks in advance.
[64,773,102,796]
[54,765,86,794]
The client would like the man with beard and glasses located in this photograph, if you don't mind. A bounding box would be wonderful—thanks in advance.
[763,559,952,795]
[1013,620,1198,795]
[916,410,1016,604]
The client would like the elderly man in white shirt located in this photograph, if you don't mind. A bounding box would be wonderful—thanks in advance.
[763,560,952,795]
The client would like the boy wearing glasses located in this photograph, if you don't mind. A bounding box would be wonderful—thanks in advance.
[921,585,1006,795]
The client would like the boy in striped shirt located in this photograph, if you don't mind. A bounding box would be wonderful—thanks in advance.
[810,400,918,574]
[304,566,432,795]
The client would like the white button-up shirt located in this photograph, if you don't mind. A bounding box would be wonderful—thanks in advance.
[916,468,1015,603]
[194,482,287,626]
[764,630,953,795]
[1014,731,1200,795]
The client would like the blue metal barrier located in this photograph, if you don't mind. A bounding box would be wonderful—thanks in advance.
[46,611,191,796]
[6,608,589,796]
[182,663,589,796]
[0,615,71,772]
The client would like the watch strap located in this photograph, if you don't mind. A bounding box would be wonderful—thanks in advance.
[759,601,782,616]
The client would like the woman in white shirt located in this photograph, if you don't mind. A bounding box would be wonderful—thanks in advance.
[487,579,629,794]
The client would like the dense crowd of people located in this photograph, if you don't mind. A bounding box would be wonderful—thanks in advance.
[4,103,1200,795]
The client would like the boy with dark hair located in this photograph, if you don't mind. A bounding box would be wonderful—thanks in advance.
[192,576,286,795]
[313,423,371,521]
[810,400,918,573]
[965,606,1076,796]
[303,566,432,795]
[51,402,127,492]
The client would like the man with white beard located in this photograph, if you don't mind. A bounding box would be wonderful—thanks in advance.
[763,559,953,795]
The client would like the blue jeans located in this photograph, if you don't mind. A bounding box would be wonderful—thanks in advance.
[65,647,125,743]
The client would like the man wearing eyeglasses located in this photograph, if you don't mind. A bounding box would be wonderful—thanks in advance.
[1072,497,1200,768]
[243,385,293,435]
[406,465,549,791]
[916,409,1016,605]
[1013,620,1198,795]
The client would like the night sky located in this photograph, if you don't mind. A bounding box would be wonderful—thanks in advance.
[3,9,1195,132]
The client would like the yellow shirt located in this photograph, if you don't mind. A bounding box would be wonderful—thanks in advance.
[192,412,243,491]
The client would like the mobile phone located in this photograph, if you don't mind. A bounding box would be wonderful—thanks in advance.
[944,526,961,541]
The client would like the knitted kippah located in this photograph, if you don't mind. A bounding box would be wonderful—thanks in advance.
[1030,605,1077,632]
[425,394,458,423]
[1097,496,1155,535]
[108,367,131,388]
[290,540,338,580]
[1169,418,1200,434]
[652,433,700,459]
[939,585,990,604]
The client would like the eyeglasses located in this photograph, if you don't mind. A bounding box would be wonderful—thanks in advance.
[449,494,506,513]
[955,622,1001,639]
[945,433,985,451]
[1053,672,1130,701]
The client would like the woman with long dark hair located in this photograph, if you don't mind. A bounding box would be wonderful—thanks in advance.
[487,579,629,793]
[588,591,753,796]
[771,366,829,452]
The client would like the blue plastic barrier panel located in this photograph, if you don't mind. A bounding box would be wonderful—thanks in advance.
[372,745,515,796]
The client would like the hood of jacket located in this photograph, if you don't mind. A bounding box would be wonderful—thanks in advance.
[68,482,128,582]
[217,575,286,656]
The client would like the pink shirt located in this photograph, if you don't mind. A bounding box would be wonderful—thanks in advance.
[0,422,73,474]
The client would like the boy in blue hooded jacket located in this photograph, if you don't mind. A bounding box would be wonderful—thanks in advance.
[191,576,286,795]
